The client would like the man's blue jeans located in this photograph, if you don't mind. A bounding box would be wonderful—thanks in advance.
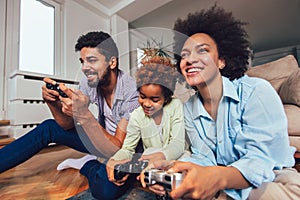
[0,119,135,200]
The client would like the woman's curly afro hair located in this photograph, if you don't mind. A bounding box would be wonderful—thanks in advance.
[173,5,251,80]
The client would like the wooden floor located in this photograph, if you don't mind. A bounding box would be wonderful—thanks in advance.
[0,135,299,200]
[0,145,89,200]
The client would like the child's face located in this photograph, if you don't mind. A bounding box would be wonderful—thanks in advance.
[138,84,165,118]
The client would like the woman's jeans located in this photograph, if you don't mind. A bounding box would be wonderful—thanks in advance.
[0,119,135,200]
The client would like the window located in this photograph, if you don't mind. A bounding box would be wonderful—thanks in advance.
[19,0,61,75]
[136,48,144,68]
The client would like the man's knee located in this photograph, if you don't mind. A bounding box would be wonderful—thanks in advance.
[35,119,61,144]
[82,161,117,199]
[39,119,58,128]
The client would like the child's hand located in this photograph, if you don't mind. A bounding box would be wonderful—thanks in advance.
[106,158,130,186]
[140,152,166,164]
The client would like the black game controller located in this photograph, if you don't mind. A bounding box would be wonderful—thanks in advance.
[46,83,68,98]
[114,156,148,180]
[144,169,184,191]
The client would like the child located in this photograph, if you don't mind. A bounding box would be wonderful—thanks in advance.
[106,62,186,187]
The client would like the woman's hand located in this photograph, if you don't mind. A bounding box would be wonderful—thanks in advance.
[140,160,225,200]
[138,152,167,190]
[106,158,131,186]
[168,161,250,199]
[167,161,226,200]
[138,160,175,196]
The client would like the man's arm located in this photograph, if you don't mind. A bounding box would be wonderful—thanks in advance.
[79,112,127,157]
[59,85,128,157]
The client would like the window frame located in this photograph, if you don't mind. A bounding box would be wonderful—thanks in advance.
[6,0,64,76]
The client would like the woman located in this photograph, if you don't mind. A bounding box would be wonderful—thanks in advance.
[142,5,300,200]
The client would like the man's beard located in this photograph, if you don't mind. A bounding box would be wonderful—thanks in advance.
[87,66,111,88]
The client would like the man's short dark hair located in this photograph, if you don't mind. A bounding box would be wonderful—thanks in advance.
[75,31,119,66]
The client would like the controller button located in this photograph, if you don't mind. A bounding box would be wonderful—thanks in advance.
[164,175,171,182]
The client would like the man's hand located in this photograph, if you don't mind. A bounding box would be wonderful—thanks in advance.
[42,77,60,103]
[106,158,130,186]
[42,77,75,129]
[59,84,90,121]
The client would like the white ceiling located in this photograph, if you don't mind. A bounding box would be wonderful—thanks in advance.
[95,0,124,9]
[80,0,171,21]
[77,0,300,52]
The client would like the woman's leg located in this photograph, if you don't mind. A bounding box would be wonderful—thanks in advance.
[80,160,136,200]
[0,119,89,173]
[248,168,300,200]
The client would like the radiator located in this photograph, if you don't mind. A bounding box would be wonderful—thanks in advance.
[8,71,79,138]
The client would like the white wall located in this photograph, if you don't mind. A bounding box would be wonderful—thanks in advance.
[63,0,110,81]
[130,0,300,52]
[111,15,130,73]
[63,6,130,78]
[0,0,6,119]
[0,0,129,120]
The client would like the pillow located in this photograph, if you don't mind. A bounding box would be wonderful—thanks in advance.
[246,55,299,92]
[279,69,300,106]
[284,104,300,136]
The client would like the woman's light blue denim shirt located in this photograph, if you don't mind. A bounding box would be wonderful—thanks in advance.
[181,75,296,200]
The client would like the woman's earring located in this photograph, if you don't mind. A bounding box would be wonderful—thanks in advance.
[219,63,225,69]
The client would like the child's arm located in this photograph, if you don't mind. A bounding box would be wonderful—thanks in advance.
[111,110,142,160]
[106,110,142,184]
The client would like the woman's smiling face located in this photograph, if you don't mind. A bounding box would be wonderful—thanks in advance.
[179,33,225,87]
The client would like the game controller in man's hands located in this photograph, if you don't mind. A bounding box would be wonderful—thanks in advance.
[46,83,68,98]
[114,159,148,180]
[144,169,184,191]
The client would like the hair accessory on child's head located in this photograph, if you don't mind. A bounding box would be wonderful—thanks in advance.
[136,39,180,93]
[139,38,175,68]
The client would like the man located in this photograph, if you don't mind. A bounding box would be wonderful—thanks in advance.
[0,31,140,199]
